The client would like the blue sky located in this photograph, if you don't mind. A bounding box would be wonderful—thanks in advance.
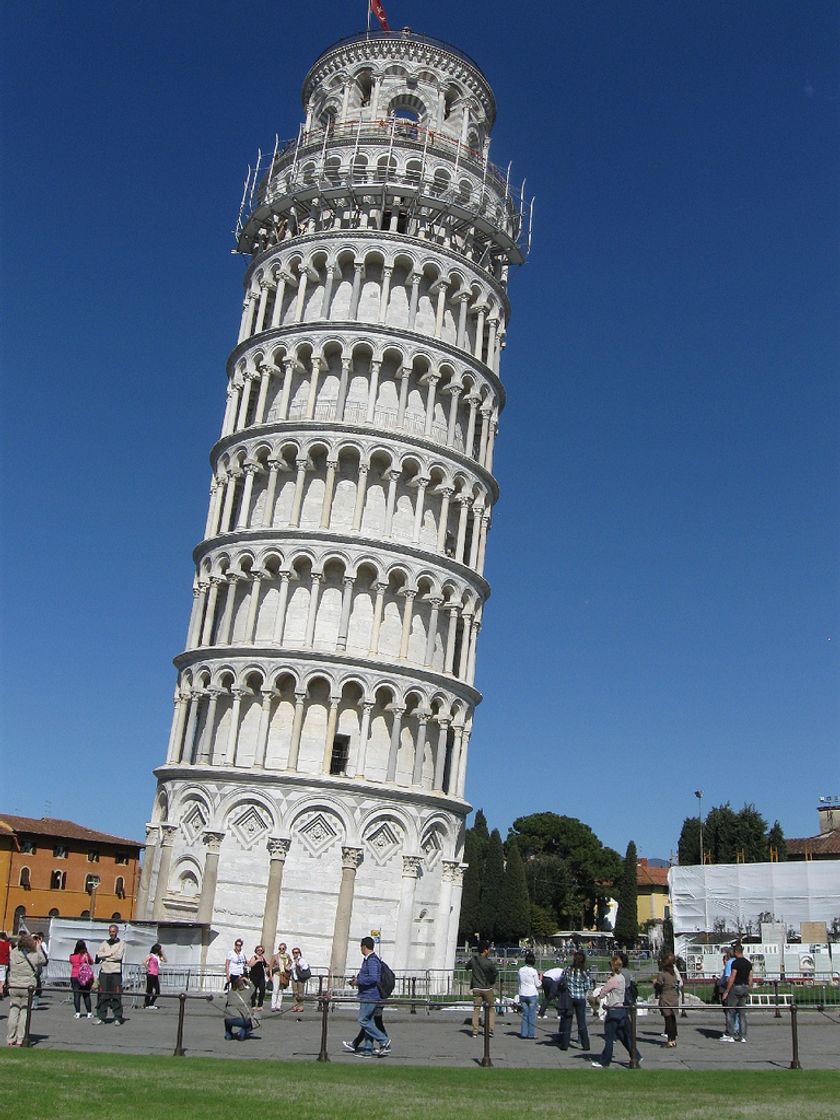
[2,1,837,860]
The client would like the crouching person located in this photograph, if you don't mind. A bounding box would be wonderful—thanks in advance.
[224,976,257,1040]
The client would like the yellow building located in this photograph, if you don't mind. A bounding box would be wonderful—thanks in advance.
[637,858,670,927]
[0,814,143,932]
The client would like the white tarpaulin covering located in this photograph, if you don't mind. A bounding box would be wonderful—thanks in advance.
[668,861,840,935]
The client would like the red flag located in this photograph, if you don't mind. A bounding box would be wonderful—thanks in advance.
[370,0,391,32]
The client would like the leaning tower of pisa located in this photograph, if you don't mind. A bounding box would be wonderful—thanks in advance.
[136,27,530,975]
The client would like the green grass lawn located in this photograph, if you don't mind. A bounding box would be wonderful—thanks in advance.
[1,1051,836,1120]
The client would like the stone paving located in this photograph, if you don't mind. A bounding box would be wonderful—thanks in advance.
[7,991,839,1071]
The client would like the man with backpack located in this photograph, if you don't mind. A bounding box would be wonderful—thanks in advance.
[350,936,392,1056]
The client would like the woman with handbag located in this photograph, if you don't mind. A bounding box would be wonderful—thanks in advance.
[270,942,292,1012]
[289,946,311,1013]
[248,944,269,1009]
[653,952,680,1047]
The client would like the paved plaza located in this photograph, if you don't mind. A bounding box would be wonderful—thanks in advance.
[7,991,838,1071]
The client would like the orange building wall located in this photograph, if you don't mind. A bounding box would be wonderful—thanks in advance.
[1,836,141,931]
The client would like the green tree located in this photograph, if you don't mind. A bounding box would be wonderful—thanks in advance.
[735,803,769,862]
[529,902,557,939]
[677,816,701,864]
[497,838,531,943]
[705,803,741,864]
[767,820,787,862]
[458,829,483,943]
[478,828,505,941]
[613,840,639,947]
[509,813,622,929]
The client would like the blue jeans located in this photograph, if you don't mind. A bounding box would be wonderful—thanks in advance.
[357,1000,388,1051]
[559,997,590,1050]
[520,994,537,1038]
[598,1008,639,1066]
[725,985,749,1040]
[224,1016,251,1039]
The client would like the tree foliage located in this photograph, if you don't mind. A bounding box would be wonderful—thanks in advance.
[677,802,785,865]
[497,838,531,943]
[767,820,787,862]
[478,829,505,941]
[614,840,639,947]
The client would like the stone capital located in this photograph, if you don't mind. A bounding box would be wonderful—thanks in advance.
[159,824,178,846]
[267,836,291,861]
[442,859,463,884]
[202,830,226,854]
[402,855,423,878]
[341,846,364,871]
[144,824,160,846]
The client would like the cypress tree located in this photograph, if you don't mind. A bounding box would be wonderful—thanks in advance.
[478,828,505,942]
[458,829,483,943]
[497,838,531,943]
[614,840,639,948]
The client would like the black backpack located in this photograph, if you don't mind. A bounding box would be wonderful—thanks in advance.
[377,959,396,999]
[624,976,639,1006]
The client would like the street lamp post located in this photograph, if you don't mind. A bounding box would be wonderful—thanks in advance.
[694,790,704,865]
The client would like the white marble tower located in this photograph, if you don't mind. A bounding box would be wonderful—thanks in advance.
[137,27,530,976]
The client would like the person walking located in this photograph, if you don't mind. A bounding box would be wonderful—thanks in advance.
[248,944,269,1009]
[517,952,541,1039]
[143,943,166,1009]
[558,949,592,1051]
[289,946,310,1013]
[94,924,125,1025]
[0,931,12,997]
[6,933,47,1045]
[723,943,753,1043]
[349,937,391,1056]
[653,952,680,1047]
[69,939,94,1018]
[590,955,642,1068]
[465,941,498,1038]
[270,942,292,1012]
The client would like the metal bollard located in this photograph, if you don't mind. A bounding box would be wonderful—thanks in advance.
[410,976,417,1015]
[317,989,330,1062]
[173,992,187,1057]
[789,1003,802,1070]
[773,980,781,1018]
[628,1004,640,1069]
[21,986,35,1048]
[480,1008,493,1068]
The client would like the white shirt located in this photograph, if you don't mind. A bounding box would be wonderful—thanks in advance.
[543,967,565,981]
[518,965,541,998]
[226,949,247,977]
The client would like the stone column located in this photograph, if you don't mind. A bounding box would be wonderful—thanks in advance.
[261,459,281,527]
[454,497,471,563]
[445,864,467,968]
[199,579,221,645]
[368,581,387,656]
[270,272,288,328]
[197,688,219,764]
[457,613,472,678]
[473,304,486,361]
[365,359,382,423]
[436,859,461,970]
[396,366,412,427]
[289,458,309,527]
[278,359,295,419]
[225,688,243,764]
[398,589,416,661]
[218,473,237,532]
[244,571,264,643]
[408,272,421,328]
[424,598,442,667]
[293,268,309,322]
[320,458,339,528]
[304,356,322,419]
[304,572,322,647]
[351,464,369,531]
[207,475,226,537]
[235,372,256,429]
[328,846,364,980]
[385,706,405,782]
[180,692,201,764]
[423,373,440,435]
[236,464,259,529]
[394,855,423,971]
[218,575,239,645]
[464,394,479,456]
[220,386,238,437]
[321,264,338,321]
[252,689,274,769]
[383,469,400,537]
[378,265,393,323]
[351,701,374,778]
[444,607,459,673]
[411,716,428,786]
[272,571,292,644]
[433,283,447,339]
[260,838,291,952]
[446,385,463,445]
[152,824,177,920]
[165,693,188,763]
[336,356,352,420]
[196,830,225,925]
[455,292,470,349]
[204,480,221,539]
[336,576,354,651]
[134,825,159,919]
[321,695,341,772]
[253,281,270,334]
[436,488,453,553]
[433,719,450,790]
[411,477,429,543]
[467,619,481,685]
[348,261,364,319]
[286,691,307,770]
[468,508,482,569]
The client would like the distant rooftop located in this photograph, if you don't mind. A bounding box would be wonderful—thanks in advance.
[0,813,143,849]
